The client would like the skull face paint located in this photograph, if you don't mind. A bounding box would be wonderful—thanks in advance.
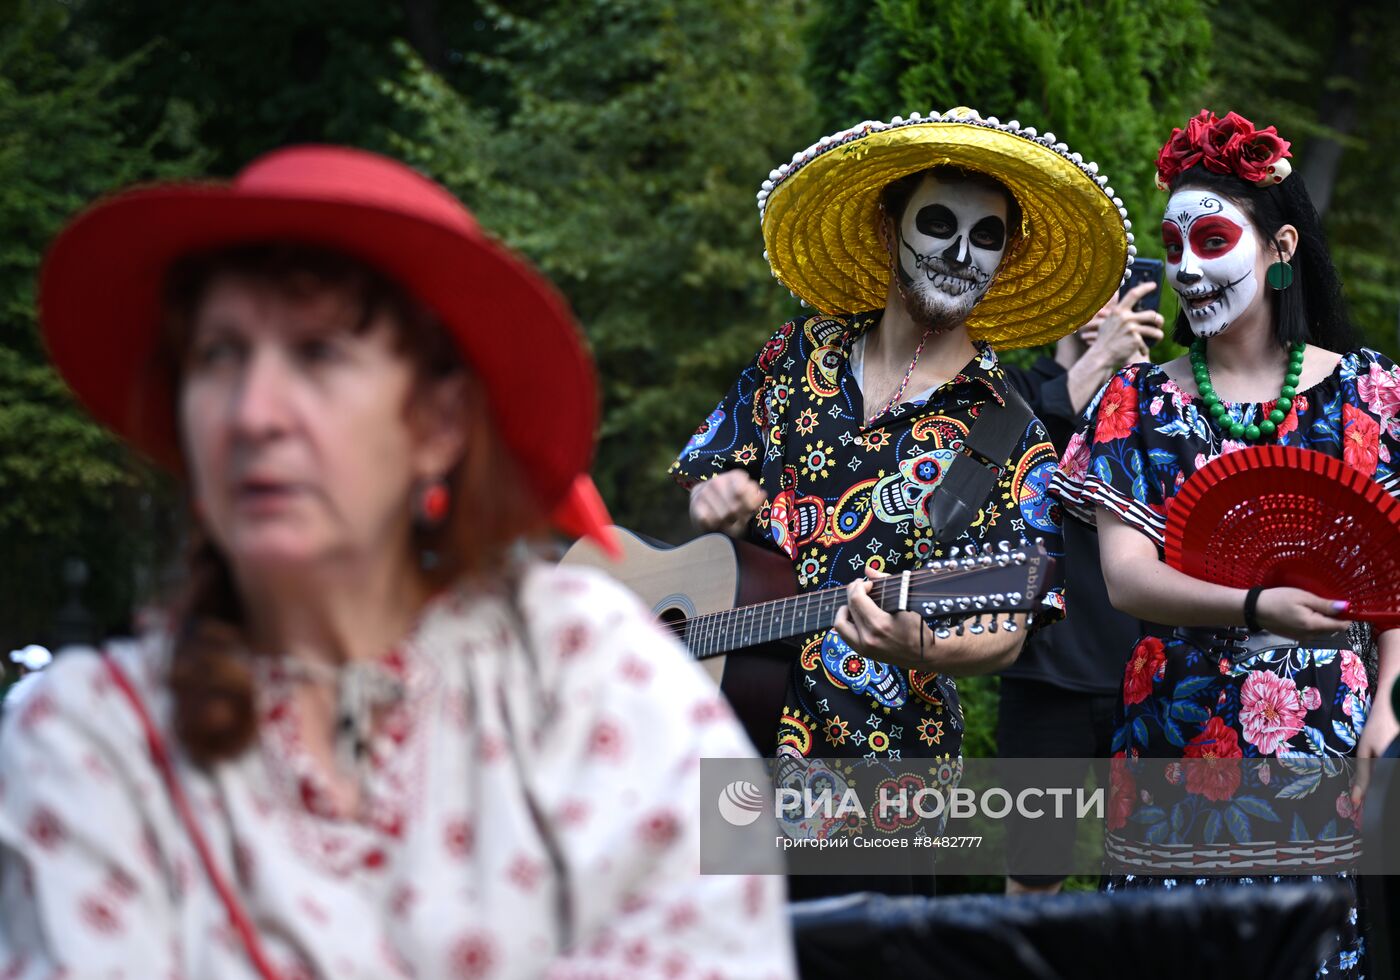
[1162,191,1259,339]
[894,173,1009,328]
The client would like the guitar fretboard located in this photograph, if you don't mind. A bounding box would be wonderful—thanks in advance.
[664,556,1036,660]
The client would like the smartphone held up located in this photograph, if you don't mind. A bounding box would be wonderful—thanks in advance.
[1120,257,1165,312]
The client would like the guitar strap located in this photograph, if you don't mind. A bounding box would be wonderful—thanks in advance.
[925,385,1034,546]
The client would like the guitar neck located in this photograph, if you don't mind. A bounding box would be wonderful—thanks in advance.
[678,584,863,659]
[673,546,1047,661]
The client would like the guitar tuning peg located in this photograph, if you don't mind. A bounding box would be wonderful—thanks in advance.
[956,597,971,611]
[995,553,1011,566]
[991,593,1005,606]
[954,621,966,637]
[987,616,999,633]
[981,542,994,555]
[1009,591,1023,603]
[1003,618,1019,633]
[969,618,985,635]
[997,540,1011,554]
[939,598,956,613]
[935,627,952,640]
[979,554,994,567]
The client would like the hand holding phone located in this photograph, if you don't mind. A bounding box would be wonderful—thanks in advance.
[1119,257,1165,312]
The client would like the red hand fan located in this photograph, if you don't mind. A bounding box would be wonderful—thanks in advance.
[1164,445,1400,629]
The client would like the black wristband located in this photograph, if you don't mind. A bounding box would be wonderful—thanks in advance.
[1243,586,1265,633]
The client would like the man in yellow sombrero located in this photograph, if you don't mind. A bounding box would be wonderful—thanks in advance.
[671,108,1131,894]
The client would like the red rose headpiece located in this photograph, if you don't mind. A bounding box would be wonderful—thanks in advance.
[1155,109,1292,191]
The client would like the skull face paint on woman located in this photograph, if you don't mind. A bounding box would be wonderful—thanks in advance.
[893,173,1010,329]
[1162,191,1259,339]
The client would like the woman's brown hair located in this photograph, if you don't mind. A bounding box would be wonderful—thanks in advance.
[158,244,545,764]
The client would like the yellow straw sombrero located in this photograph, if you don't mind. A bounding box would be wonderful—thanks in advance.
[759,107,1133,349]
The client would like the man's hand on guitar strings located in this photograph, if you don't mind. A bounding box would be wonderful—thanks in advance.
[688,470,768,538]
[834,563,1028,674]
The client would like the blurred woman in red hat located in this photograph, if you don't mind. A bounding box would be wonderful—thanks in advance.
[0,146,795,979]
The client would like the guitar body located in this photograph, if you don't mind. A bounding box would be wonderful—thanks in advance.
[563,527,1052,756]
[561,527,796,753]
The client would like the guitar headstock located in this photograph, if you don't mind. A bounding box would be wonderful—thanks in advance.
[903,541,1054,637]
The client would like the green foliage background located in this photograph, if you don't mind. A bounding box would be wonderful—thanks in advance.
[2,1,1398,886]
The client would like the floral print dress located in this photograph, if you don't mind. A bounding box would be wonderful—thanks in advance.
[1051,348,1400,980]
[0,564,797,979]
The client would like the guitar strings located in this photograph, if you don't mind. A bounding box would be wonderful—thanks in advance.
[660,560,1034,649]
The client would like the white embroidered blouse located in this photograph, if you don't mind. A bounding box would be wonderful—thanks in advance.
[0,564,797,979]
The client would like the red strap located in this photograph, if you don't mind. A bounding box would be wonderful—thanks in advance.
[102,653,283,980]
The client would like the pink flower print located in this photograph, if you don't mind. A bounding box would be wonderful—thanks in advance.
[1358,362,1400,428]
[1060,431,1090,482]
[1300,686,1322,711]
[1336,791,1355,821]
[1220,439,1247,455]
[1256,761,1272,785]
[1150,396,1165,416]
[1239,671,1306,756]
[1340,650,1368,695]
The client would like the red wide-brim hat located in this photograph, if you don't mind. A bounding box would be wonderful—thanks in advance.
[39,145,617,553]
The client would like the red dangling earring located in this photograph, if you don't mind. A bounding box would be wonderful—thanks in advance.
[416,478,451,527]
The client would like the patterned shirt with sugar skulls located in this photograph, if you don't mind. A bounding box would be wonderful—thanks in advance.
[672,310,1066,764]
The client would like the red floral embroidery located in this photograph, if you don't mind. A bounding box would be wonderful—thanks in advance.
[1094,375,1138,444]
[17,693,55,732]
[588,719,626,760]
[507,855,543,892]
[27,806,66,851]
[624,939,651,968]
[691,698,730,725]
[666,902,700,931]
[450,932,497,979]
[556,622,591,659]
[444,818,475,858]
[1122,637,1166,706]
[638,810,681,847]
[79,895,122,933]
[105,866,139,900]
[743,875,766,916]
[620,656,653,685]
[557,799,591,827]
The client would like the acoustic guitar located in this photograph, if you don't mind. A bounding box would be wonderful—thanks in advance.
[562,527,1053,753]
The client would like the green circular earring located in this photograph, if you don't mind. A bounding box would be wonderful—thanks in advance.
[1266,260,1294,290]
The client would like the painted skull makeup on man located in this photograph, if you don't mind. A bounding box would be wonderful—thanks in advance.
[1162,190,1259,339]
[894,173,1009,328]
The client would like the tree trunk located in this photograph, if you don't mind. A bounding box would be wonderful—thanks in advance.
[1300,4,1370,218]
[401,0,446,73]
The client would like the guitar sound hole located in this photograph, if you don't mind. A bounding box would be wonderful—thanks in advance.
[657,606,688,628]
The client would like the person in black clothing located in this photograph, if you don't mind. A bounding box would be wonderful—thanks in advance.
[997,281,1164,894]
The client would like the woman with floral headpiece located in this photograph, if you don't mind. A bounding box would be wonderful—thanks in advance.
[1053,110,1399,978]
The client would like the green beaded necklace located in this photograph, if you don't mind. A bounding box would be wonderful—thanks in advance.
[1189,338,1305,441]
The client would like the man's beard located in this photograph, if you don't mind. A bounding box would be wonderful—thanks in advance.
[894,255,991,333]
